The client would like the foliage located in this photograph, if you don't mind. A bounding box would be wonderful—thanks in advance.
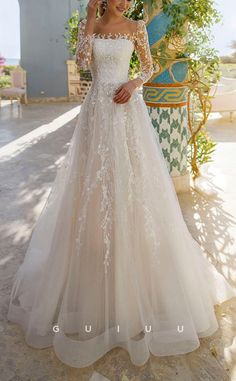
[0,56,15,88]
[63,9,80,56]
[0,75,11,88]
[2,65,16,76]
[160,0,222,178]
[187,128,216,169]
[162,0,221,37]
[0,64,14,88]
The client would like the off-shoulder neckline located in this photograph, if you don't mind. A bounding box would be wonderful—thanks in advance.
[80,18,145,41]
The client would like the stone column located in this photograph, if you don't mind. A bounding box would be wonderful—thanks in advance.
[143,0,190,193]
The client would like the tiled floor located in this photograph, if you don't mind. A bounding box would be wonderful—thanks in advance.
[0,101,236,381]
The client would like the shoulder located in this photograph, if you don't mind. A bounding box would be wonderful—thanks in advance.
[121,18,145,34]
[136,20,146,31]
[135,20,146,26]
[130,20,147,43]
[130,19,147,35]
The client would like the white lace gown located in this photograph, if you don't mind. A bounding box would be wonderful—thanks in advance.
[7,19,236,368]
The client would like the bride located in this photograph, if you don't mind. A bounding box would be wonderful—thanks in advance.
[7,0,236,369]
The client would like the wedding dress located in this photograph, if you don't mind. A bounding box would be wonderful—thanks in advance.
[7,18,236,368]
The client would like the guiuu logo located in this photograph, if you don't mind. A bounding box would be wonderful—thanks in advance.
[177,325,184,333]
[53,324,60,333]
[144,325,152,333]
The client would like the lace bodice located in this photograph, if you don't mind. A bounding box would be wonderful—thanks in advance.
[75,18,154,86]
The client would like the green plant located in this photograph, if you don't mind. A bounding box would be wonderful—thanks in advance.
[187,128,216,173]
[159,0,222,178]
[63,9,80,56]
[2,65,16,76]
[0,75,11,88]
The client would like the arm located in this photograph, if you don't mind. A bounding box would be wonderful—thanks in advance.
[75,18,95,70]
[131,20,154,89]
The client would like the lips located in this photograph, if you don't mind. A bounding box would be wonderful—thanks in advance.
[116,7,125,11]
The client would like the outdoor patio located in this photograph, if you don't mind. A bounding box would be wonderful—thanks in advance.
[0,100,236,381]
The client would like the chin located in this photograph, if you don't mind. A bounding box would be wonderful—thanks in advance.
[114,8,125,15]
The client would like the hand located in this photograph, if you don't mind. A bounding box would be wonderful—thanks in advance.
[87,0,101,20]
[113,81,137,104]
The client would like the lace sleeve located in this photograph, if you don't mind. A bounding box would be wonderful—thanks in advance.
[134,20,154,86]
[75,19,95,70]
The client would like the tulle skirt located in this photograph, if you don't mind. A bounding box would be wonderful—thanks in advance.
[7,80,236,368]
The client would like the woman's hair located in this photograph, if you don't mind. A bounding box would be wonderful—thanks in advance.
[98,0,107,16]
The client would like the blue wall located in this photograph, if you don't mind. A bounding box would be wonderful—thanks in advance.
[18,0,79,98]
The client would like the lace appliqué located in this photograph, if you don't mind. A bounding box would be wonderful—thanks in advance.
[94,30,137,42]
[134,20,154,85]
[74,18,159,273]
[125,111,161,260]
[76,18,155,84]
[75,19,95,70]
[74,88,115,275]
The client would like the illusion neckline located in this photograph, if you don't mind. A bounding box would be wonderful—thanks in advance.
[80,18,144,42]
[93,31,137,42]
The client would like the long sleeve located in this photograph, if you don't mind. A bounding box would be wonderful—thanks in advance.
[134,20,154,86]
[75,19,95,70]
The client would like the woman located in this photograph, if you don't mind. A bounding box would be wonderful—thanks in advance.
[7,0,236,369]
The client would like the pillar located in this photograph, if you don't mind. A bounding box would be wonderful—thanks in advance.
[143,0,190,193]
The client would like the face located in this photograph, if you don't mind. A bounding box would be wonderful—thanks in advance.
[107,0,133,15]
